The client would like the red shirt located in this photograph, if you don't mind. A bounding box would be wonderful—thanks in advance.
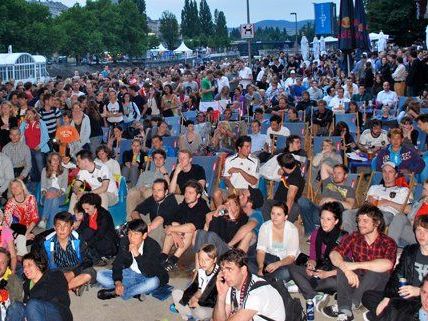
[334,232,397,269]
[416,203,428,218]
[88,210,98,230]
[24,121,41,150]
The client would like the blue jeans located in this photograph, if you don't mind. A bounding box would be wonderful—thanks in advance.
[419,151,428,183]
[30,150,45,183]
[41,194,66,229]
[298,197,320,235]
[248,253,291,282]
[96,268,160,300]
[6,300,63,321]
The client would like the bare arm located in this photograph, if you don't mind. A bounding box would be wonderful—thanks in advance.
[92,180,109,195]
[286,185,298,215]
[169,223,196,234]
[228,221,257,247]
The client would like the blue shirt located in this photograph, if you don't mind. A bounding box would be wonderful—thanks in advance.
[249,210,264,236]
[420,308,428,321]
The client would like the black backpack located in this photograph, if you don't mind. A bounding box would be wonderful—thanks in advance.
[247,279,305,321]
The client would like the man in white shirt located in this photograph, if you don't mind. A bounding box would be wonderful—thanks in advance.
[282,70,297,87]
[213,249,286,321]
[329,87,350,114]
[223,135,259,190]
[248,120,267,154]
[342,77,359,99]
[307,80,324,101]
[106,90,124,124]
[357,119,389,153]
[264,114,290,153]
[238,60,253,89]
[322,87,336,106]
[376,81,399,108]
[215,70,230,95]
[69,150,118,212]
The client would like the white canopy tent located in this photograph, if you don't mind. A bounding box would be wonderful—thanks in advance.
[301,36,309,61]
[173,42,193,54]
[323,36,338,43]
[149,43,168,53]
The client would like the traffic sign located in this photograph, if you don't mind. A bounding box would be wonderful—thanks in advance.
[240,23,255,39]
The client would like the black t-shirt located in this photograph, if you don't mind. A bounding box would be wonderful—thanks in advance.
[414,249,428,285]
[134,194,179,226]
[208,215,248,243]
[273,166,305,203]
[170,164,206,194]
[177,198,210,230]
[132,94,147,112]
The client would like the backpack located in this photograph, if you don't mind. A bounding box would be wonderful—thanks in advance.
[247,279,305,321]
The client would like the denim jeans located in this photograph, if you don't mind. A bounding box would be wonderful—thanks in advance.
[41,194,66,229]
[297,197,320,235]
[419,151,428,183]
[248,253,291,282]
[30,150,45,183]
[96,268,160,300]
[6,300,64,321]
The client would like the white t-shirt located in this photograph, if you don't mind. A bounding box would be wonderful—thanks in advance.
[198,264,219,294]
[265,126,290,152]
[223,154,260,189]
[329,96,350,114]
[217,76,230,94]
[239,67,253,88]
[257,220,300,259]
[225,274,286,321]
[106,101,123,123]
[76,161,118,196]
[359,129,389,148]
[129,241,144,274]
[376,90,398,107]
[367,184,412,216]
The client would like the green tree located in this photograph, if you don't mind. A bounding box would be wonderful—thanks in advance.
[181,0,192,38]
[367,0,425,45]
[133,0,146,16]
[190,0,200,37]
[199,0,214,45]
[159,11,179,49]
[214,10,229,47]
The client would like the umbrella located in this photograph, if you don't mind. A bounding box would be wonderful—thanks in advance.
[377,31,387,52]
[320,36,326,52]
[354,0,370,51]
[301,36,309,61]
[313,36,320,60]
[338,0,355,75]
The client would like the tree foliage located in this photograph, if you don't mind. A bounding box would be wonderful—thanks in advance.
[159,11,180,50]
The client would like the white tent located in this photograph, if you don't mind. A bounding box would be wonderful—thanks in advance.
[313,36,320,60]
[173,42,193,54]
[324,36,338,43]
[301,36,309,61]
[377,31,387,52]
[149,43,168,52]
[320,36,326,52]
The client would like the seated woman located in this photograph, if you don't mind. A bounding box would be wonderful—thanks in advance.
[332,121,356,156]
[39,152,68,229]
[346,101,363,131]
[32,211,96,296]
[178,120,202,156]
[171,244,219,321]
[154,120,171,138]
[288,202,347,311]
[122,139,147,187]
[192,195,248,257]
[107,125,125,162]
[3,179,39,257]
[74,193,118,266]
[400,116,418,148]
[96,219,168,301]
[8,252,72,321]
[250,202,299,282]
[0,211,18,272]
[312,139,343,182]
[95,145,121,182]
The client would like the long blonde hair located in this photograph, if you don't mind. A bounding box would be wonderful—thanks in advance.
[8,178,30,199]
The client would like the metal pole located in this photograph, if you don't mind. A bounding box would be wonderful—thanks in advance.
[246,0,252,66]
[291,13,297,54]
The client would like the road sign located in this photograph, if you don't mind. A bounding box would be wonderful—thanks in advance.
[240,23,255,39]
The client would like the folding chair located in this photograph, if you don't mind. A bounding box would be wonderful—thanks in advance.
[284,122,305,137]
[162,136,179,151]
[335,113,359,137]
[169,123,181,136]
[119,139,132,165]
[164,116,181,126]
[108,177,128,227]
[182,111,197,120]
[192,155,218,196]
[312,136,342,155]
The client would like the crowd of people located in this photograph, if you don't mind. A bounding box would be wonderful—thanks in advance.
[0,44,426,321]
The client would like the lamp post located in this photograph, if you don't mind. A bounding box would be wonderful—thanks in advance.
[246,0,252,65]
[290,12,297,54]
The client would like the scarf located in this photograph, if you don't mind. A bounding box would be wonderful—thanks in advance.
[315,226,342,270]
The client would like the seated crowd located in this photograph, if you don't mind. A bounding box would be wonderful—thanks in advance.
[0,47,426,321]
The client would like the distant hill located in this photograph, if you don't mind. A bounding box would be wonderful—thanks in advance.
[230,19,314,35]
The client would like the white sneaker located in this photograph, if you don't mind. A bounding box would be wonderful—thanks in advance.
[285,280,299,293]
[313,293,328,312]
[37,220,46,229]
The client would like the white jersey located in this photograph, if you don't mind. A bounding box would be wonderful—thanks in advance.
[76,161,118,196]
[367,184,412,216]
[359,129,389,148]
[223,154,260,189]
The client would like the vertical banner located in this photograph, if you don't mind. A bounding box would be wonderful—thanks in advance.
[354,0,370,50]
[314,3,335,35]
[338,0,354,51]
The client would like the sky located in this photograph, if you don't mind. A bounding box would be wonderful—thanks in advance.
[59,0,340,27]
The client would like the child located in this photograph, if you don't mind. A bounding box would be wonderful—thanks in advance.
[55,110,80,157]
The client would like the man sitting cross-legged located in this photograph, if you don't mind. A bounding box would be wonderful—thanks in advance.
[96,219,169,301]
[322,204,397,321]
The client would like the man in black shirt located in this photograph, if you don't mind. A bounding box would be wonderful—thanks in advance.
[169,150,206,194]
[131,179,179,246]
[262,152,305,222]
[312,99,333,136]
[162,180,210,271]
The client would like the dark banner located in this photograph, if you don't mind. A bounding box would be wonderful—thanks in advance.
[354,0,370,50]
[338,0,354,51]
[314,3,336,35]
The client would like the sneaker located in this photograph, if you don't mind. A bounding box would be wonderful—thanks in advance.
[285,280,299,293]
[337,313,354,321]
[169,303,179,314]
[313,293,328,312]
[322,304,339,319]
[165,261,178,272]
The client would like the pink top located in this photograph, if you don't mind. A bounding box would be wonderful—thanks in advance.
[0,226,13,251]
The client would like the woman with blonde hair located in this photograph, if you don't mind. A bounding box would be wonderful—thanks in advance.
[0,100,18,148]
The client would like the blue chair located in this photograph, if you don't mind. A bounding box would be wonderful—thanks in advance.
[119,139,132,165]
[398,96,407,111]
[261,122,270,134]
[108,177,128,227]
[162,136,179,151]
[369,171,383,186]
[346,173,361,191]
[335,113,358,133]
[169,123,181,136]
[284,122,305,137]
[312,136,342,154]
[413,183,423,201]
[182,111,197,119]
[150,156,177,173]
[276,135,287,151]
[417,128,427,152]
[164,116,181,126]
[192,156,218,196]
[421,108,428,115]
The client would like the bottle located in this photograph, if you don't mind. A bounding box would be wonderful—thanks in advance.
[307,299,315,321]
[399,277,407,288]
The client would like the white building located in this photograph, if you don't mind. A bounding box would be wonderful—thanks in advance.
[0,52,49,83]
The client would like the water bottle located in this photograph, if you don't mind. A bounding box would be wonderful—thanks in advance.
[307,299,315,321]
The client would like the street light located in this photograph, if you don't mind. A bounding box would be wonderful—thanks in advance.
[290,12,297,54]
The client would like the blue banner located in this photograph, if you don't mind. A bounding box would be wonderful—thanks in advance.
[314,3,335,35]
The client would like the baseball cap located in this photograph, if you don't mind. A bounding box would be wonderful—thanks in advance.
[248,186,264,209]
[382,161,396,170]
[290,70,296,74]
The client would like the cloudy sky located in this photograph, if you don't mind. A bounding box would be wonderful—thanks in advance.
[59,0,340,26]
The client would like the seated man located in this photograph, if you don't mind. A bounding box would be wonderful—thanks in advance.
[357,119,388,154]
[342,162,412,244]
[362,215,428,321]
[322,204,397,321]
[259,114,290,163]
[131,178,179,246]
[147,135,176,157]
[212,248,286,321]
[126,149,170,218]
[162,180,210,271]
[312,99,333,136]
[2,128,31,180]
[169,150,206,195]
[97,219,169,300]
[0,248,23,317]
[300,164,356,235]
[69,150,118,212]
[376,81,398,108]
[0,151,13,203]
[329,88,350,114]
[248,120,267,155]
[33,211,96,294]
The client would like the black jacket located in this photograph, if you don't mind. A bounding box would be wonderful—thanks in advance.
[122,150,147,170]
[23,270,72,321]
[180,266,219,308]
[77,207,118,258]
[384,243,421,300]
[112,236,169,286]
[406,58,426,87]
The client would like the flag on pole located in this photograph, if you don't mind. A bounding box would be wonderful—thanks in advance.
[354,0,370,50]
[338,0,354,51]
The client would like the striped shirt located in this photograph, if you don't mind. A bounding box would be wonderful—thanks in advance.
[2,141,32,177]
[39,108,61,136]
[53,235,80,268]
